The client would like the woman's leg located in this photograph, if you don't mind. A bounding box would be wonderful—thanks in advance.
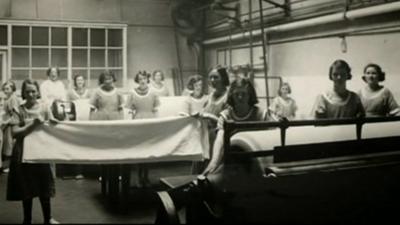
[39,197,51,224]
[22,198,33,224]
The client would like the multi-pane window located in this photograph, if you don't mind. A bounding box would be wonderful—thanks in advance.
[1,22,126,90]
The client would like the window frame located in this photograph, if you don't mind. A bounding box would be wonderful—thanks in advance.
[0,20,127,89]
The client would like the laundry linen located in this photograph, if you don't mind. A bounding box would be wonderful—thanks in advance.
[23,116,207,164]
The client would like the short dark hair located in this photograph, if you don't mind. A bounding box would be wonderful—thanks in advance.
[329,59,352,80]
[362,63,385,82]
[2,80,17,92]
[227,79,258,107]
[134,71,150,84]
[278,82,292,96]
[208,67,230,87]
[98,71,116,85]
[186,74,203,91]
[46,67,60,77]
[73,74,86,88]
[152,70,164,81]
[21,79,41,100]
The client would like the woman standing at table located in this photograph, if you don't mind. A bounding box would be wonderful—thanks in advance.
[7,79,59,224]
[40,67,67,107]
[151,69,170,97]
[311,59,365,119]
[192,66,230,174]
[126,71,160,187]
[358,63,400,117]
[182,74,208,115]
[66,74,92,180]
[89,71,124,199]
[1,80,20,174]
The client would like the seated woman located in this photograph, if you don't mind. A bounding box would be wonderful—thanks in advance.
[202,79,268,176]
[269,82,298,121]
[358,63,400,117]
[311,59,365,119]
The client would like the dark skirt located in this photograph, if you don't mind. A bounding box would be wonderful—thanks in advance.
[6,138,55,201]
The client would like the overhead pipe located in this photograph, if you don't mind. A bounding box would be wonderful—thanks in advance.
[203,1,400,45]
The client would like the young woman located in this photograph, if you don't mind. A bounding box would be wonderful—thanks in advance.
[7,79,59,224]
[150,70,170,97]
[67,74,91,101]
[89,71,124,198]
[358,63,400,117]
[182,74,208,115]
[125,71,160,187]
[311,59,365,119]
[190,67,230,173]
[66,74,92,180]
[40,67,67,107]
[202,79,268,175]
[1,80,20,173]
[269,82,298,121]
[89,71,124,120]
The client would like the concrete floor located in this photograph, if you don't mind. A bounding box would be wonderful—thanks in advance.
[0,162,192,224]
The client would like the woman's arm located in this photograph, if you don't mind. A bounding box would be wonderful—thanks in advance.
[12,118,42,139]
[202,129,225,175]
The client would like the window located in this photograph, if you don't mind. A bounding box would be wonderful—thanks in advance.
[0,25,7,45]
[2,22,126,90]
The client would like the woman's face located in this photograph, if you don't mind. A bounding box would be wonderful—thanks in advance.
[154,72,163,83]
[76,76,85,88]
[49,68,59,81]
[138,74,148,88]
[331,66,348,86]
[3,84,13,96]
[364,66,380,85]
[24,84,39,103]
[193,80,203,97]
[232,86,250,106]
[208,70,222,89]
[103,75,114,89]
[280,85,290,97]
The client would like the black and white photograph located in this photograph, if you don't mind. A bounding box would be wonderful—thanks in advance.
[1,0,400,224]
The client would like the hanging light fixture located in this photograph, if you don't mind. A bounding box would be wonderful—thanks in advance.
[340,35,347,53]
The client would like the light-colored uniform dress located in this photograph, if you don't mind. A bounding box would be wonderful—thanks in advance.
[311,90,365,119]
[269,96,297,120]
[2,94,21,158]
[126,88,160,119]
[67,89,92,121]
[7,103,55,201]
[40,80,67,107]
[67,88,91,101]
[89,88,123,121]
[151,83,170,97]
[358,86,400,117]
[183,94,208,115]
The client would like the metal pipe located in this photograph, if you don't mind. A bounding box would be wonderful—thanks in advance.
[248,0,254,68]
[203,1,400,45]
[258,0,270,109]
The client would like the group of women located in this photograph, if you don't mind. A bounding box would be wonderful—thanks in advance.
[1,58,399,223]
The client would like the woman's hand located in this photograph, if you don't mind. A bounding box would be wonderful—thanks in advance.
[49,118,59,125]
[33,117,44,127]
[202,162,220,176]
[178,112,189,117]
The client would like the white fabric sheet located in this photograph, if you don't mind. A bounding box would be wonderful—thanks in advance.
[23,116,206,164]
